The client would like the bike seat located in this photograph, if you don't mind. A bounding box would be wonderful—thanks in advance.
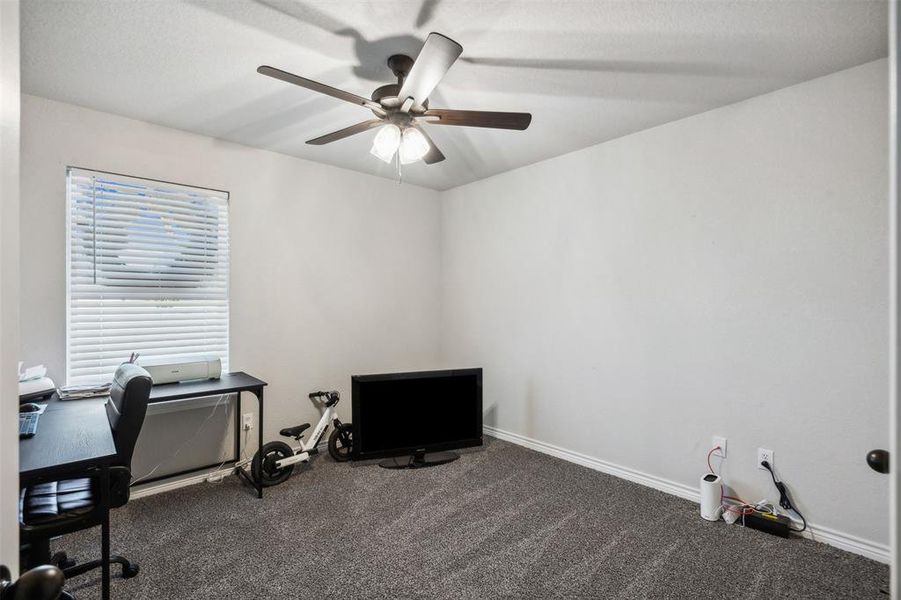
[279,423,310,439]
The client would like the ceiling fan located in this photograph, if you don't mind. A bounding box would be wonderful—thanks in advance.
[257,32,532,166]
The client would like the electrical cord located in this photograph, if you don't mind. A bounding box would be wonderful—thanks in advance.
[706,446,718,474]
[707,445,757,516]
[707,445,782,518]
[131,393,230,486]
[208,427,250,483]
[761,460,807,533]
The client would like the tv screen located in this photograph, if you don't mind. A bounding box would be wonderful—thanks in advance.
[351,368,482,461]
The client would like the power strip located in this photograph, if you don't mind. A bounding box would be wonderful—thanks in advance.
[202,440,328,486]
[742,509,792,538]
[205,458,252,484]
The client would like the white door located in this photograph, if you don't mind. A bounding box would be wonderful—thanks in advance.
[892,1,900,595]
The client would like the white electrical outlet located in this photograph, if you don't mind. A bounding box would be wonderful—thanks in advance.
[711,436,727,458]
[242,413,253,431]
[758,448,773,470]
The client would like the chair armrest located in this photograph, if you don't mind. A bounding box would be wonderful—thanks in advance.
[109,466,132,508]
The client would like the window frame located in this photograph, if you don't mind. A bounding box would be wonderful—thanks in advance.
[65,166,230,384]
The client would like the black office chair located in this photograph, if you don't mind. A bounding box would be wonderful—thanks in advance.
[19,364,152,587]
[0,565,66,600]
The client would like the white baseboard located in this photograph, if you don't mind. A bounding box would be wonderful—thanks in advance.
[130,441,328,500]
[483,425,891,564]
[130,465,241,499]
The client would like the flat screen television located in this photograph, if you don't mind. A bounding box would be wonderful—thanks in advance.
[351,368,482,469]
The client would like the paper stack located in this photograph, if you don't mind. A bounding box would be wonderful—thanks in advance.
[57,382,112,401]
[18,362,47,382]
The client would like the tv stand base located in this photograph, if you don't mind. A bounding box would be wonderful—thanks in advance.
[378,451,460,469]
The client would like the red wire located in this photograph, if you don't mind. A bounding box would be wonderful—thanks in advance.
[707,445,754,515]
[722,490,755,515]
[706,446,718,474]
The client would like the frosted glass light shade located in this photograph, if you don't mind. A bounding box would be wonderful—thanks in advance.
[370,124,401,163]
[399,127,430,164]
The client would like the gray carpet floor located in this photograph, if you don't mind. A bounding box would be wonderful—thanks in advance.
[56,437,888,599]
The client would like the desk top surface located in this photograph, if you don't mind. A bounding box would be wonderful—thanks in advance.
[19,396,117,478]
[19,372,266,478]
[148,371,267,402]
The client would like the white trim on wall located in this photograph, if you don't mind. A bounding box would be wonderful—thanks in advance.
[129,439,329,500]
[484,425,891,564]
[0,0,20,575]
[130,466,237,500]
[889,0,899,592]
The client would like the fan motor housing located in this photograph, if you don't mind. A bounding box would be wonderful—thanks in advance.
[371,83,428,116]
[371,54,430,116]
[371,84,401,105]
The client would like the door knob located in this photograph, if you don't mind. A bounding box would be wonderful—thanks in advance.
[866,449,889,474]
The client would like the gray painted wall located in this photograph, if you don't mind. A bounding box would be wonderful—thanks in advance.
[19,95,442,477]
[440,60,890,547]
[17,59,891,552]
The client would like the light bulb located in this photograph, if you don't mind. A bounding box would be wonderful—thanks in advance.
[370,124,401,163]
[399,127,430,164]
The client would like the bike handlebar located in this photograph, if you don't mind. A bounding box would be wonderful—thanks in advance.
[309,390,340,407]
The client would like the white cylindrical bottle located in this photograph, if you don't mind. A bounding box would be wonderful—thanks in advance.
[700,473,722,521]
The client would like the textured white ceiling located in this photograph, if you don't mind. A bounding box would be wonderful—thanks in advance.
[22,0,887,190]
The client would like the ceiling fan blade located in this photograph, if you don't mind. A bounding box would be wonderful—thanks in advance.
[421,109,532,130]
[397,33,463,111]
[413,126,446,164]
[257,65,385,116]
[306,120,385,145]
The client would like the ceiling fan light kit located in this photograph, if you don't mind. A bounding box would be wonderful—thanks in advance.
[370,124,401,163]
[368,122,430,166]
[399,127,430,164]
[257,32,532,173]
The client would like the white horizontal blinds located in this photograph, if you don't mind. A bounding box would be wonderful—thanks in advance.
[66,168,229,384]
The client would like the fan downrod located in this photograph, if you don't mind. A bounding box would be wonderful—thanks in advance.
[372,54,428,114]
[387,54,414,82]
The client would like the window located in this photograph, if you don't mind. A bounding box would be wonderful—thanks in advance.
[66,168,229,384]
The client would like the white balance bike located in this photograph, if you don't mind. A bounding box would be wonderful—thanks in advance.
[251,390,353,487]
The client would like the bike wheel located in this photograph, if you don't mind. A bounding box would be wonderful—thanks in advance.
[328,424,353,462]
[251,441,295,487]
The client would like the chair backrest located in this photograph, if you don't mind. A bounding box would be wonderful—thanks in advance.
[105,363,153,468]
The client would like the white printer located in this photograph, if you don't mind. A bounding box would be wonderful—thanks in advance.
[138,355,222,385]
[18,363,55,402]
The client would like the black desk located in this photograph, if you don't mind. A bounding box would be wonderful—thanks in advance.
[20,396,116,475]
[19,396,116,600]
[145,372,268,498]
[18,372,267,599]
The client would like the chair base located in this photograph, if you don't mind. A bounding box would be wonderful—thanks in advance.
[22,540,139,600]
[51,551,76,570]
[63,556,139,580]
[28,544,140,581]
